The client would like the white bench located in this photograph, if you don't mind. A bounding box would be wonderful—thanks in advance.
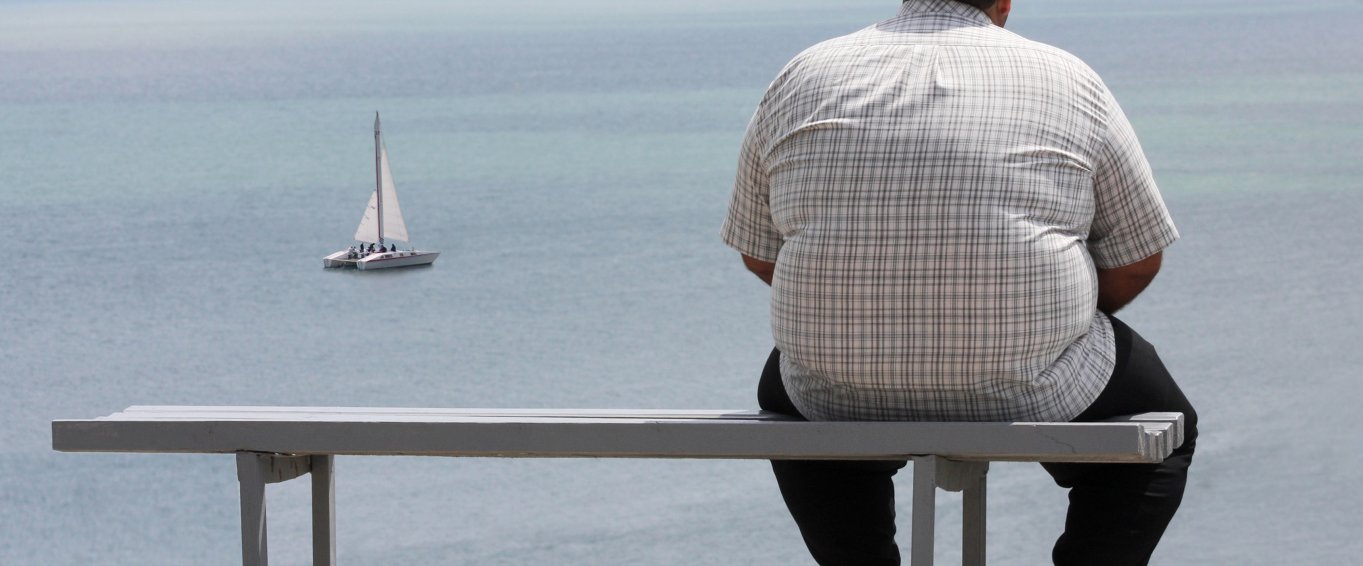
[52,406,1184,566]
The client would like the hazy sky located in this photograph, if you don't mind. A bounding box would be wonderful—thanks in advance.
[1,0,1336,50]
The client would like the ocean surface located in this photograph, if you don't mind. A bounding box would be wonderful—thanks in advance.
[2,0,1361,563]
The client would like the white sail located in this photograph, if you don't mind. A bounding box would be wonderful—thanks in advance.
[354,140,410,243]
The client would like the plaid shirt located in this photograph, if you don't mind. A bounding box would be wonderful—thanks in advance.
[722,0,1177,422]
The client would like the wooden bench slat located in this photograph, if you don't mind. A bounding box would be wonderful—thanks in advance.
[54,408,1181,463]
[112,406,784,421]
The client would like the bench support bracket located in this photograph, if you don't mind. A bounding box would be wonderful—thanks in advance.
[236,452,335,566]
[911,455,989,566]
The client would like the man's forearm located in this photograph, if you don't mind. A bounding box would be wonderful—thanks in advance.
[740,251,1163,310]
[741,254,776,286]
[1095,252,1163,314]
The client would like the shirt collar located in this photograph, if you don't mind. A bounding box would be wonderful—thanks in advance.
[899,0,995,25]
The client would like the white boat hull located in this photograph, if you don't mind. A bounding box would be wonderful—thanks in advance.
[356,250,438,270]
[323,250,354,268]
[323,250,439,270]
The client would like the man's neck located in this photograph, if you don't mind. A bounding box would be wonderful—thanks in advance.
[984,0,1011,27]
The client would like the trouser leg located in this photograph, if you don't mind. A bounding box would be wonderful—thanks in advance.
[1042,315,1199,566]
[759,347,907,566]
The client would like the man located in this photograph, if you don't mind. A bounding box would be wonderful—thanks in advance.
[721,0,1198,564]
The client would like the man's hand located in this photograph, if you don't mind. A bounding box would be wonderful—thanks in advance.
[741,254,776,286]
[1096,252,1162,314]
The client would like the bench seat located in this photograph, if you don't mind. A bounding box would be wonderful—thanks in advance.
[53,406,1184,566]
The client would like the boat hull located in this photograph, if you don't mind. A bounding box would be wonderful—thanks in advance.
[356,250,439,270]
[323,249,438,270]
[323,250,355,268]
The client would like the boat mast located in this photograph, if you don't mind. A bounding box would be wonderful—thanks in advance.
[374,112,384,248]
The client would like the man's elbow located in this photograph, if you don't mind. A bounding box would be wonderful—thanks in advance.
[1095,252,1163,313]
[741,254,776,286]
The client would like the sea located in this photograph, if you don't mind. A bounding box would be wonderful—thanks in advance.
[2,0,1361,564]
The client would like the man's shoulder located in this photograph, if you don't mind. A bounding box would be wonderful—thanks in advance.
[1008,34,1102,77]
[757,29,876,100]
[782,26,879,66]
[785,24,1101,76]
[759,22,1112,117]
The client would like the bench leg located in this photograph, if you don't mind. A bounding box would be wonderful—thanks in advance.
[911,456,990,566]
[962,471,986,566]
[236,452,325,566]
[311,455,336,566]
[237,453,269,566]
[910,456,937,566]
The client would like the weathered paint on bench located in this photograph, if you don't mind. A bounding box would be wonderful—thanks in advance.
[52,406,1185,566]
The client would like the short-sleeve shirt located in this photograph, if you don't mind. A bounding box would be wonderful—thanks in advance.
[721,0,1178,422]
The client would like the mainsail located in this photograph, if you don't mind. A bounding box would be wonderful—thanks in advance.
[354,120,409,243]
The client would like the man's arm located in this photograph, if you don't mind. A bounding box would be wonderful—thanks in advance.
[741,254,775,286]
[746,252,1162,311]
[1096,252,1162,314]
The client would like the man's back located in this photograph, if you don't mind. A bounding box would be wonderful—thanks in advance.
[722,0,1176,422]
[724,3,1194,563]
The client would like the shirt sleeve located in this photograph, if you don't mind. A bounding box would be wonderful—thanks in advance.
[1087,88,1179,269]
[721,106,784,263]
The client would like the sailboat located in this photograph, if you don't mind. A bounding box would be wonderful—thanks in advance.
[323,113,439,270]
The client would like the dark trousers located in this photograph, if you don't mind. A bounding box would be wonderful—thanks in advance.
[757,315,1198,566]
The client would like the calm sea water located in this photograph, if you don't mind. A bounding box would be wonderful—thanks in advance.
[2,1,1361,564]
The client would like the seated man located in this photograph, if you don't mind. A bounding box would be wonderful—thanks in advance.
[721,1,1198,564]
